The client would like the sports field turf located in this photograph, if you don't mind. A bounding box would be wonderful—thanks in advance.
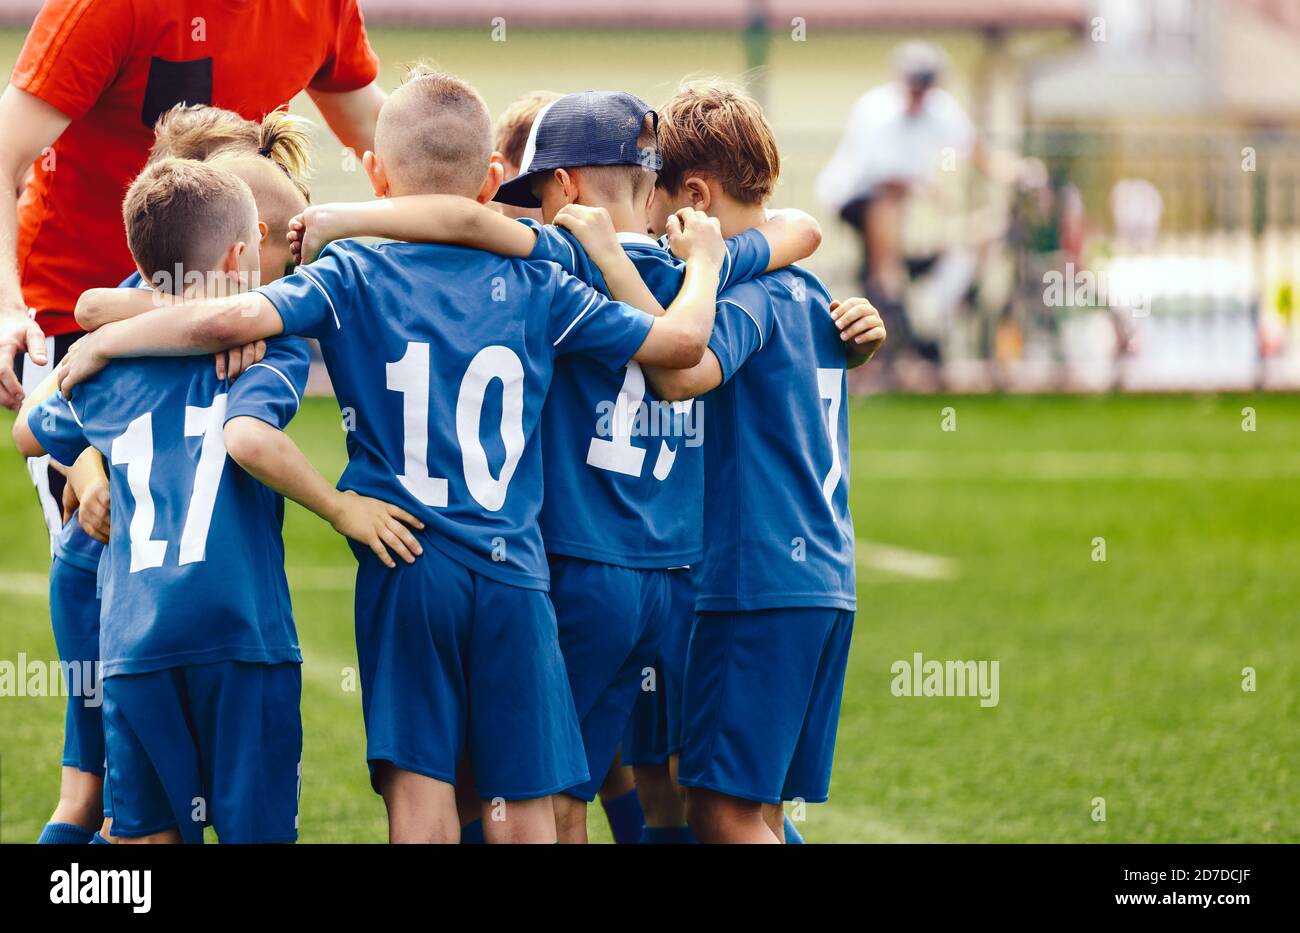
[2,393,1295,843]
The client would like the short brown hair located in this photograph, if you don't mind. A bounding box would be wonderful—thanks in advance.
[123,159,258,289]
[657,79,780,205]
[376,65,492,196]
[494,90,561,171]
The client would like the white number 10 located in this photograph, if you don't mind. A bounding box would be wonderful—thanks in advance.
[386,342,526,513]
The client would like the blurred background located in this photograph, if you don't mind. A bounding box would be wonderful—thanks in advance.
[4,0,1299,394]
[0,1,1295,843]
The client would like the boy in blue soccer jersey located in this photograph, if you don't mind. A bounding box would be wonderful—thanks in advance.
[24,110,320,845]
[15,158,422,844]
[642,81,886,843]
[282,89,823,843]
[57,69,732,844]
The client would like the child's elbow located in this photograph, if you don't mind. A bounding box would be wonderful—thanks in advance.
[222,417,268,469]
[12,419,42,458]
[73,291,104,331]
[194,310,243,349]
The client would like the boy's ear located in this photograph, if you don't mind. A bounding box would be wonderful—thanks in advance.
[684,176,712,211]
[362,151,389,198]
[218,239,246,278]
[257,220,269,244]
[476,152,506,205]
[554,167,579,205]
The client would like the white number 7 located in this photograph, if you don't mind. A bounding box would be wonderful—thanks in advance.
[816,368,843,506]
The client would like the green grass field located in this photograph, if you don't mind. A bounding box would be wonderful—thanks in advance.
[1,393,1296,843]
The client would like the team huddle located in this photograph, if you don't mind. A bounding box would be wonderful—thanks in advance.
[14,67,886,844]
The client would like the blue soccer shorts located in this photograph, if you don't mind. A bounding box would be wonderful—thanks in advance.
[548,555,675,800]
[678,607,855,805]
[102,660,302,843]
[621,567,693,766]
[352,541,588,801]
[49,556,104,778]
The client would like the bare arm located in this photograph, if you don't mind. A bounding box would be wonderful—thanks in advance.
[0,87,70,407]
[291,195,537,265]
[223,415,423,569]
[58,291,284,396]
[66,448,110,543]
[11,366,61,454]
[307,83,386,157]
[755,208,822,271]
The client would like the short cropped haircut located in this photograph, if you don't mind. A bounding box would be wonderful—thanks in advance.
[123,159,258,289]
[376,65,492,197]
[574,112,659,206]
[657,79,780,205]
[494,90,561,170]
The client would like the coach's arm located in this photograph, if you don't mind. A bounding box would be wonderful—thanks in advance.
[309,83,386,159]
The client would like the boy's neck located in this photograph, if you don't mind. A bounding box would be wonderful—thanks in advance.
[710,195,767,240]
[577,195,647,237]
[179,272,243,301]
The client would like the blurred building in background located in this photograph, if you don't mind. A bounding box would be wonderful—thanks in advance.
[2,0,1298,391]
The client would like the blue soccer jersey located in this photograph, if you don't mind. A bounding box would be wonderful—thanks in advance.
[695,267,856,611]
[523,221,770,568]
[256,239,655,590]
[28,338,312,677]
[50,271,149,575]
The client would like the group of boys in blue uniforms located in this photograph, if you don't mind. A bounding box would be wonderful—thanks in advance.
[15,67,886,844]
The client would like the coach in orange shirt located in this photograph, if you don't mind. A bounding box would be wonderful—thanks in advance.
[0,0,385,526]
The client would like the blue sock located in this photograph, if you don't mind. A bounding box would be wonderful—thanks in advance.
[783,815,805,844]
[459,818,485,845]
[600,788,645,845]
[90,832,111,845]
[639,824,696,844]
[38,822,94,845]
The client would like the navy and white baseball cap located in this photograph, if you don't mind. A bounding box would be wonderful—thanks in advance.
[494,90,660,208]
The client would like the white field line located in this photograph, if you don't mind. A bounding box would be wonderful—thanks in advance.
[857,450,1300,481]
[856,540,958,581]
[0,567,357,597]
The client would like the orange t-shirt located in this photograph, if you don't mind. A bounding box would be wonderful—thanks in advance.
[12,0,380,335]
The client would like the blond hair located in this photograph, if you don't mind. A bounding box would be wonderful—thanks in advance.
[494,90,561,171]
[375,65,492,196]
[657,79,780,205]
[123,159,258,289]
[150,104,313,200]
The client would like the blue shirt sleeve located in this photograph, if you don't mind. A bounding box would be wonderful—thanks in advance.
[28,392,91,467]
[522,219,610,294]
[256,244,357,341]
[708,281,775,383]
[719,228,771,290]
[547,268,654,370]
[224,338,312,431]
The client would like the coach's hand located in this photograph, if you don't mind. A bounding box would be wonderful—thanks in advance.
[56,330,108,398]
[554,204,620,266]
[329,490,424,569]
[831,297,887,356]
[666,208,725,269]
[0,308,46,409]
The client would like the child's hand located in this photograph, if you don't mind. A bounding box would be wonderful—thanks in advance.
[215,341,267,381]
[553,204,621,265]
[830,297,887,356]
[57,331,110,398]
[76,475,111,544]
[328,489,425,569]
[287,204,339,267]
[666,208,725,269]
